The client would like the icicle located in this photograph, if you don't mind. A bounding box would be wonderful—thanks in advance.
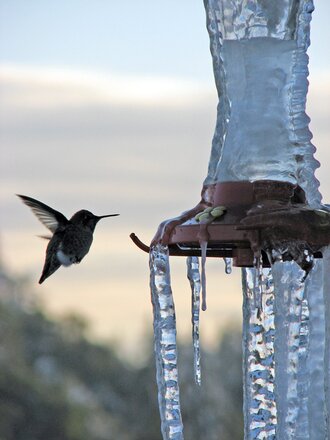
[322,246,330,437]
[242,267,277,439]
[199,240,208,311]
[304,258,326,439]
[186,256,202,386]
[149,244,184,440]
[272,261,306,439]
[223,257,232,274]
[253,253,263,311]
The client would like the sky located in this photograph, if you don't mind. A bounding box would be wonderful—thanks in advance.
[1,1,329,359]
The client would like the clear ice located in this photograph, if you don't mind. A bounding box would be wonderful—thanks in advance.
[253,254,263,310]
[149,244,184,440]
[322,246,330,437]
[187,256,202,386]
[199,240,208,311]
[203,0,322,208]
[147,1,329,438]
[242,267,277,438]
[224,257,232,274]
[202,2,327,436]
[242,254,330,439]
[271,261,307,439]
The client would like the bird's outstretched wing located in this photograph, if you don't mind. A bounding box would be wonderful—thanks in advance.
[17,194,69,233]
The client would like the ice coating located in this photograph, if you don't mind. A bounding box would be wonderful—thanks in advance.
[323,247,330,436]
[203,0,321,207]
[199,240,208,311]
[223,257,232,274]
[302,259,325,438]
[296,295,310,437]
[149,245,184,440]
[242,257,330,438]
[253,254,263,310]
[271,261,306,439]
[186,257,202,386]
[242,261,322,438]
[218,39,309,184]
[242,267,277,438]
[211,0,309,41]
[146,1,328,438]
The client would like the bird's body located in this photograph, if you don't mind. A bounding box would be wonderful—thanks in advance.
[17,195,119,284]
[39,223,93,283]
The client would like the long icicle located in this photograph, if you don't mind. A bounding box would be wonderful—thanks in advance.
[322,246,330,437]
[304,258,326,438]
[199,240,208,311]
[149,244,184,440]
[253,253,263,311]
[242,267,277,438]
[272,260,306,439]
[187,256,202,386]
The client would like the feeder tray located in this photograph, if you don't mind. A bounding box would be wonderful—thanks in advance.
[131,180,330,268]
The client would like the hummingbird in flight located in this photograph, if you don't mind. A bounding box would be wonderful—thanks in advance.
[17,194,119,284]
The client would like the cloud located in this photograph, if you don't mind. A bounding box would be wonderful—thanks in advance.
[1,63,330,225]
[0,63,213,109]
[0,63,216,226]
[1,63,329,349]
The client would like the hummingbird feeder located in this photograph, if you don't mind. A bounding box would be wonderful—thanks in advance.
[131,1,330,439]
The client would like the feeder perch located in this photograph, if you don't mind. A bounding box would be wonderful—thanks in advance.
[131,180,330,269]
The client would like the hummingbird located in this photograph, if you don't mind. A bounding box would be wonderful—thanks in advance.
[17,194,119,284]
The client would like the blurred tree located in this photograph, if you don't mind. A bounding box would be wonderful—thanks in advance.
[0,262,243,439]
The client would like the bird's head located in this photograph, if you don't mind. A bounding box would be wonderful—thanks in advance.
[70,210,119,232]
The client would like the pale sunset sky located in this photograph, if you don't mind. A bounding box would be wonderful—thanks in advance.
[1,1,329,359]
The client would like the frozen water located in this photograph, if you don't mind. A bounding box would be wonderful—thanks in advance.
[219,39,307,184]
[186,256,202,386]
[203,0,321,207]
[223,257,232,274]
[272,261,306,439]
[242,261,311,439]
[149,244,184,440]
[147,2,328,438]
[253,254,263,310]
[202,5,325,434]
[208,37,320,206]
[322,246,330,437]
[199,240,208,311]
[242,252,330,440]
[302,258,326,439]
[209,0,313,43]
[242,267,277,438]
[242,257,330,439]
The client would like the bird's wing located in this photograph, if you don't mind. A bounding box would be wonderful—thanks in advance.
[17,194,69,233]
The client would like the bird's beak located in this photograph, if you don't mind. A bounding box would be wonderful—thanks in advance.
[96,214,119,221]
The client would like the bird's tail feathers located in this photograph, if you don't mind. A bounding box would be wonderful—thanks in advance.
[39,259,61,284]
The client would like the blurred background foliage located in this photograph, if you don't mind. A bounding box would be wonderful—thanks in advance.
[0,260,243,440]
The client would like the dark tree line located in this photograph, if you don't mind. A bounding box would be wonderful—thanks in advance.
[0,265,243,440]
